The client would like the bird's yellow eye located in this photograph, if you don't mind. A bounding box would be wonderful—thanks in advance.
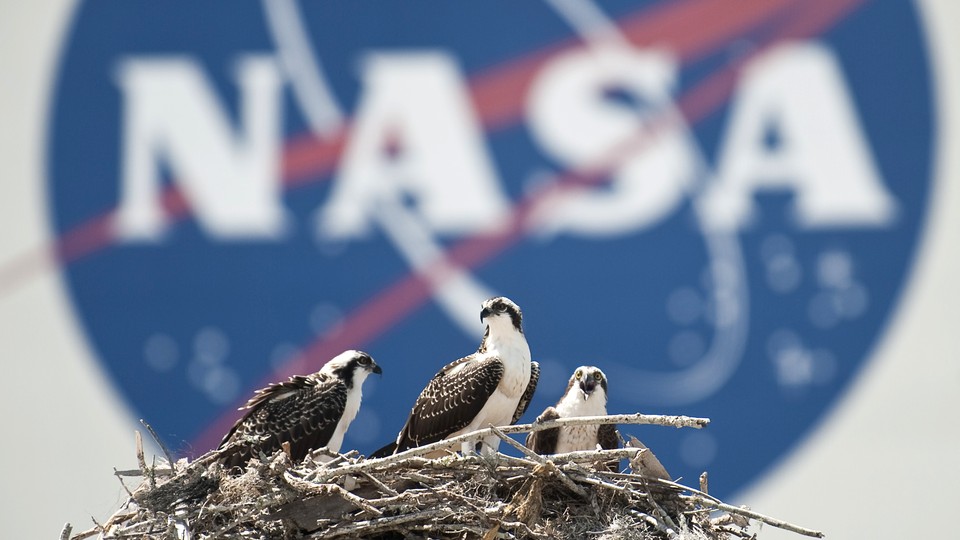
[358,356,370,365]
[575,370,582,379]
[593,371,602,381]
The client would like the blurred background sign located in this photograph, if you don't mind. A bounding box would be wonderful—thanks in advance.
[3,1,958,538]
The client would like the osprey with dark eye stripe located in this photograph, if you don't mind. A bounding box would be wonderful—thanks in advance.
[372,296,539,457]
[526,366,620,465]
[219,350,381,469]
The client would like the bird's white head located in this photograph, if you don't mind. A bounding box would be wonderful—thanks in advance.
[320,349,382,388]
[480,296,523,334]
[566,365,609,404]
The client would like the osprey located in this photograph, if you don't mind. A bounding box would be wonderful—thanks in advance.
[219,350,381,468]
[526,366,619,458]
[373,296,539,457]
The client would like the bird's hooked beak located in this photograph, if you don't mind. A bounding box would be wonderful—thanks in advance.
[578,376,596,400]
[480,307,492,322]
[372,363,383,376]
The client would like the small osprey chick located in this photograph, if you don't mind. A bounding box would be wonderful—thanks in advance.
[219,350,381,468]
[526,366,619,461]
[373,296,539,457]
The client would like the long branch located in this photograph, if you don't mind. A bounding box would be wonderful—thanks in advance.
[652,478,824,538]
[75,410,833,540]
[316,413,708,482]
[692,497,824,538]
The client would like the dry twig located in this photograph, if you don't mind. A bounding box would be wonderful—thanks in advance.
[64,412,822,540]
[139,419,176,473]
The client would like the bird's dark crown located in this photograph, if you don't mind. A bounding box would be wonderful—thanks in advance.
[326,350,380,388]
[479,296,523,332]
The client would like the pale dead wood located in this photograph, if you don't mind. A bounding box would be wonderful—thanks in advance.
[139,419,176,473]
[111,467,134,498]
[652,478,825,538]
[550,446,646,463]
[630,509,680,540]
[641,477,680,532]
[134,430,152,491]
[315,412,708,483]
[315,507,454,538]
[358,469,399,496]
[690,497,824,538]
[283,471,384,517]
[488,423,589,499]
[65,412,822,540]
[114,467,175,477]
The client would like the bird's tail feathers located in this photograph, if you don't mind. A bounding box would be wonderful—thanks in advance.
[369,440,398,459]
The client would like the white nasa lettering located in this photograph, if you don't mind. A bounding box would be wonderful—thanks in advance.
[111,43,895,242]
[317,53,510,239]
[114,56,285,240]
[526,47,696,237]
[700,43,898,230]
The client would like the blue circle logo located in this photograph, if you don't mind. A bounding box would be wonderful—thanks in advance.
[46,0,933,497]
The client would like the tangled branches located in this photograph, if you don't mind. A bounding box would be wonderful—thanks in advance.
[63,413,822,540]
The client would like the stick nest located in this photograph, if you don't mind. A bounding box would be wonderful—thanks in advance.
[65,414,822,540]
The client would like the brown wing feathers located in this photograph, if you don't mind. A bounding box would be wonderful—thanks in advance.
[525,406,560,455]
[598,423,621,472]
[394,354,504,452]
[512,361,540,424]
[598,423,620,451]
[219,375,346,468]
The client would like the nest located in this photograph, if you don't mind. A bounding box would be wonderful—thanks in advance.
[62,414,822,540]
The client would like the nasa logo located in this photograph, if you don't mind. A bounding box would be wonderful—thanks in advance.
[44,1,932,497]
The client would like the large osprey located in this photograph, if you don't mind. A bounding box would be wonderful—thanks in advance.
[219,350,381,468]
[526,366,619,458]
[373,296,539,457]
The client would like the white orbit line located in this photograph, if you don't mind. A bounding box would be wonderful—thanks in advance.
[545,0,633,49]
[267,0,751,387]
[373,195,496,338]
[262,0,344,136]
[546,0,750,405]
[263,0,498,339]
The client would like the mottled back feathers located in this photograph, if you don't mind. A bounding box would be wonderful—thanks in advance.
[373,296,537,457]
[218,350,379,469]
[394,354,503,451]
[219,373,347,468]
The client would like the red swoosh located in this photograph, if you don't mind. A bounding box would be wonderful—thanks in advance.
[191,0,867,453]
[0,0,793,296]
[0,0,866,452]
